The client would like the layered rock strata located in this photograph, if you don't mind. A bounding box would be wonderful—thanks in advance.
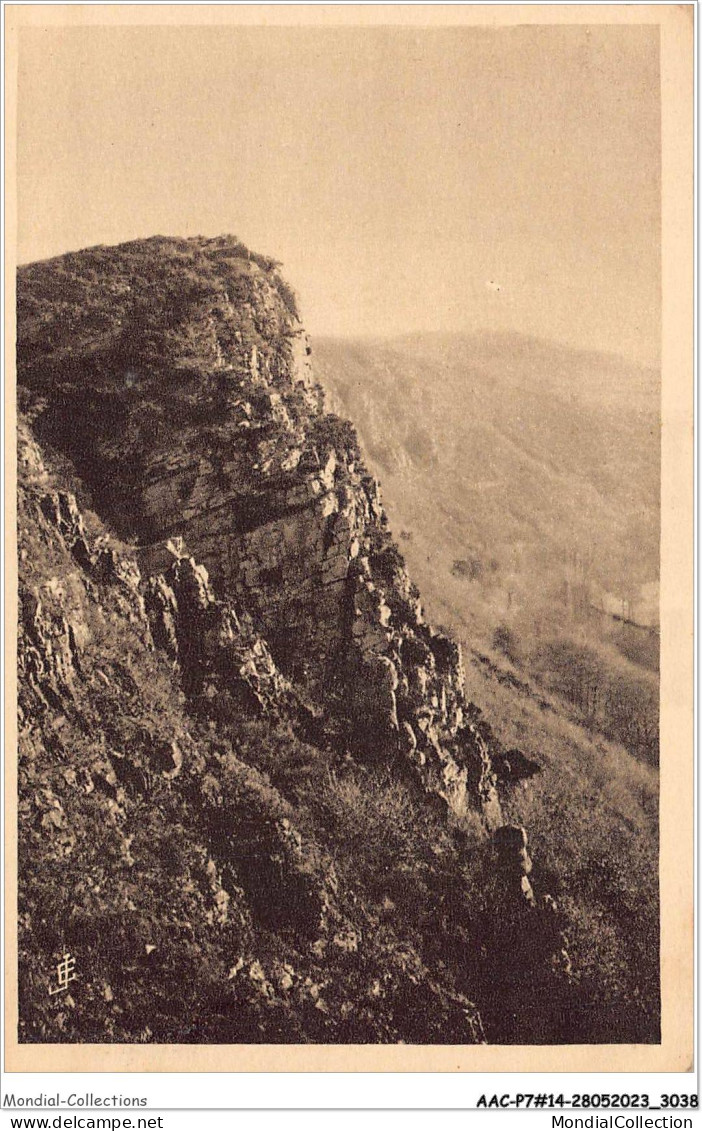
[18,236,500,820]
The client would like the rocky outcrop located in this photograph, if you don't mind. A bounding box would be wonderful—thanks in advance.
[18,429,489,1044]
[18,423,303,738]
[18,236,501,821]
[16,237,596,1047]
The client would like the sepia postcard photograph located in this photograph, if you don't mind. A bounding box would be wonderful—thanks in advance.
[3,3,694,1075]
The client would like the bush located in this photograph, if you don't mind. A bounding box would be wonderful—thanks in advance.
[492,623,520,662]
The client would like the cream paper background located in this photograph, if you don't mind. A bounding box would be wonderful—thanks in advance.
[3,3,694,1074]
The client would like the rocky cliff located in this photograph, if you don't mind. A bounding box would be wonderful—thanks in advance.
[16,236,576,1044]
[18,236,501,822]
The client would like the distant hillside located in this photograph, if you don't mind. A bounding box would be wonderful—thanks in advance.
[314,331,659,612]
[314,332,660,760]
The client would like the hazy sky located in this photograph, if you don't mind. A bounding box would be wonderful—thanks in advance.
[17,24,660,365]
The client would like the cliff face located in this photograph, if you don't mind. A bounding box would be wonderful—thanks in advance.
[16,236,580,1045]
[18,236,499,822]
[18,424,494,1043]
